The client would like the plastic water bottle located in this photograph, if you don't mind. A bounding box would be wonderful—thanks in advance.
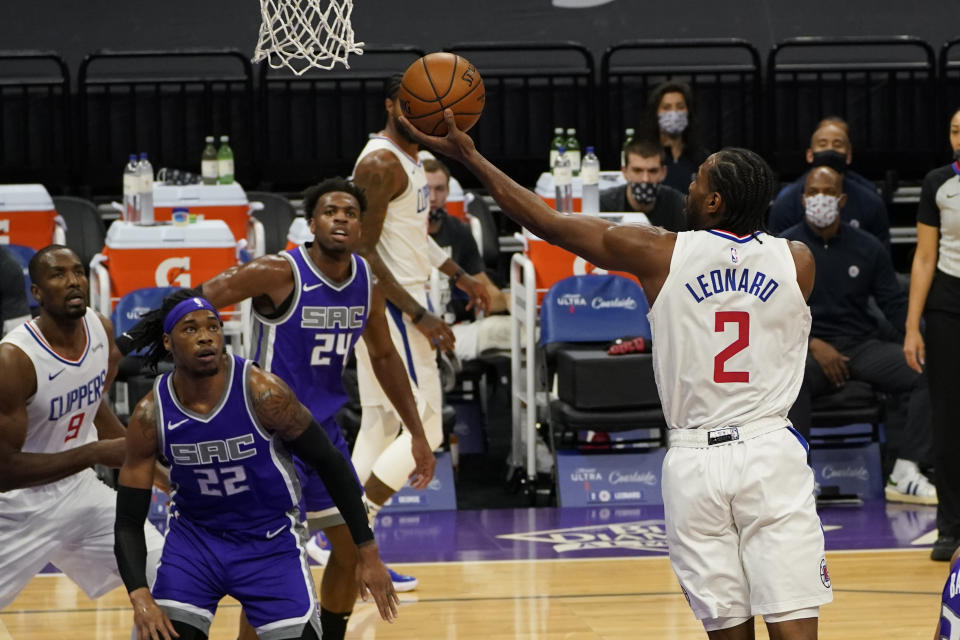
[549,127,565,171]
[621,127,635,167]
[201,136,218,185]
[553,147,573,213]
[565,128,581,177]
[217,135,234,185]
[137,152,154,225]
[123,154,139,223]
[581,146,600,215]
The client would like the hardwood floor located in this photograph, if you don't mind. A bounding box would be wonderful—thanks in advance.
[1,550,947,639]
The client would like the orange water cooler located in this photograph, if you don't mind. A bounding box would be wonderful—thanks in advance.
[0,184,65,249]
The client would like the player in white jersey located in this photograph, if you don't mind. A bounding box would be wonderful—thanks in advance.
[350,76,489,548]
[0,246,164,615]
[403,109,829,639]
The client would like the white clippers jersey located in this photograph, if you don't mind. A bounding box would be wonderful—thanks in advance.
[353,136,431,286]
[0,308,109,455]
[648,230,811,431]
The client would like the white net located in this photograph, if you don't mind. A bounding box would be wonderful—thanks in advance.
[253,0,364,75]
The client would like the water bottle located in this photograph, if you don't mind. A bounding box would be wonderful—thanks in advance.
[201,136,218,185]
[565,128,580,177]
[549,127,565,171]
[137,152,154,225]
[621,127,635,167]
[217,135,234,185]
[553,147,573,214]
[122,154,139,223]
[581,146,600,215]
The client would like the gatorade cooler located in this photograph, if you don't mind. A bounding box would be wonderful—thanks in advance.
[0,184,65,249]
[90,220,239,316]
[534,170,626,211]
[153,182,254,249]
[446,176,467,220]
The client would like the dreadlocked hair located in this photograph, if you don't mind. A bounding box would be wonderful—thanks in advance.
[128,288,204,373]
[705,147,776,238]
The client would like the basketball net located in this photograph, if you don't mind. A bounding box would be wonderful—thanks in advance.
[253,0,364,75]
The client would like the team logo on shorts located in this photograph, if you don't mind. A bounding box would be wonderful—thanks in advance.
[820,558,831,588]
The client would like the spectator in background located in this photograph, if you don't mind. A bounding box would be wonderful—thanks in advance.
[768,121,890,247]
[784,167,935,505]
[642,81,709,194]
[903,107,960,562]
[816,115,878,193]
[599,139,686,232]
[0,246,30,335]
[423,158,510,363]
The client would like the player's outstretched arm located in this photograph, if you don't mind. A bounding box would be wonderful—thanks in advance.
[249,367,400,622]
[196,255,295,314]
[115,392,178,640]
[0,344,125,491]
[361,283,435,489]
[354,150,456,352]
[399,110,675,291]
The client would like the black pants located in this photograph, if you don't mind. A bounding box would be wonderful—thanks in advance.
[925,310,960,538]
[788,337,933,465]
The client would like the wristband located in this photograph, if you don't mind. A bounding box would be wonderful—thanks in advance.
[452,267,466,284]
[411,307,426,324]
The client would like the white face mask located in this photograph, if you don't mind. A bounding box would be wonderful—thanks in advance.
[658,110,688,135]
[804,193,840,228]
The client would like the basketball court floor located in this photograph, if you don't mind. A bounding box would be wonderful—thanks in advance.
[1,499,947,638]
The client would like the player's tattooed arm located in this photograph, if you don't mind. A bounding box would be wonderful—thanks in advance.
[118,392,160,490]
[248,367,313,439]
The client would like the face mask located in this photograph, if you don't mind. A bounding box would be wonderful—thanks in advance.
[804,193,840,228]
[810,149,846,174]
[429,207,447,225]
[658,110,688,136]
[630,181,660,205]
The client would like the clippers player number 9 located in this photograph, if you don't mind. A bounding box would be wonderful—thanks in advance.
[714,311,750,384]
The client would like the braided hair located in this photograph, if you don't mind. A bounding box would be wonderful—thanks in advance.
[127,288,204,373]
[704,147,775,238]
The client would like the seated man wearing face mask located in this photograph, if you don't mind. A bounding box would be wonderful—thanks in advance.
[783,167,936,505]
[599,139,687,231]
[769,121,890,248]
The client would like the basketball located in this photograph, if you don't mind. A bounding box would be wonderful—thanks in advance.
[397,52,485,136]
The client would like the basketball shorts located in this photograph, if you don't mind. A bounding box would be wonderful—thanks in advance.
[152,512,321,639]
[0,469,164,609]
[293,415,363,530]
[662,426,833,621]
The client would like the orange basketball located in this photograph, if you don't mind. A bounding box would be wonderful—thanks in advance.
[397,52,485,136]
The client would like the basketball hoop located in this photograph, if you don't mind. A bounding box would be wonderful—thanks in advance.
[253,0,364,75]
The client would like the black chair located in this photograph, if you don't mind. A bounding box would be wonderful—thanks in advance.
[810,380,884,442]
[247,191,298,255]
[52,196,106,271]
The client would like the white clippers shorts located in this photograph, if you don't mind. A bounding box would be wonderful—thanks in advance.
[662,425,833,621]
[0,469,164,609]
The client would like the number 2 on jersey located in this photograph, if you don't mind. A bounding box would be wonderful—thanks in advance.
[714,311,750,383]
[310,333,350,366]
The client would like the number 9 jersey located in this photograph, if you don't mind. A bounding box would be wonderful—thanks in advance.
[251,246,372,425]
[648,230,811,432]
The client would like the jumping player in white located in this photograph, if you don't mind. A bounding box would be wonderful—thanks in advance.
[403,109,830,640]
[0,245,164,616]
[350,75,490,580]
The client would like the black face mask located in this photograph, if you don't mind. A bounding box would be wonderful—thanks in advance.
[810,149,847,174]
[429,207,447,225]
[630,181,660,206]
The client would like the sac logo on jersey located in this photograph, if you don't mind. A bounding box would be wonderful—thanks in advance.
[300,306,364,330]
[170,434,257,465]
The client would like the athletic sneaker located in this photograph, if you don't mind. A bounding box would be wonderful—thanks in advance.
[305,533,331,566]
[885,460,937,506]
[388,567,418,592]
[931,535,960,562]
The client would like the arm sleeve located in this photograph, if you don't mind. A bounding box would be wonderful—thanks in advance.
[113,485,152,593]
[285,419,375,547]
[427,235,450,270]
[917,170,942,228]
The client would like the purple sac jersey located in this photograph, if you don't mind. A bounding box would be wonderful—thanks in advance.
[251,247,371,425]
[154,354,302,532]
[941,554,960,639]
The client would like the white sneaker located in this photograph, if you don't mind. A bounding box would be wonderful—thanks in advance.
[305,534,331,566]
[885,465,937,506]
